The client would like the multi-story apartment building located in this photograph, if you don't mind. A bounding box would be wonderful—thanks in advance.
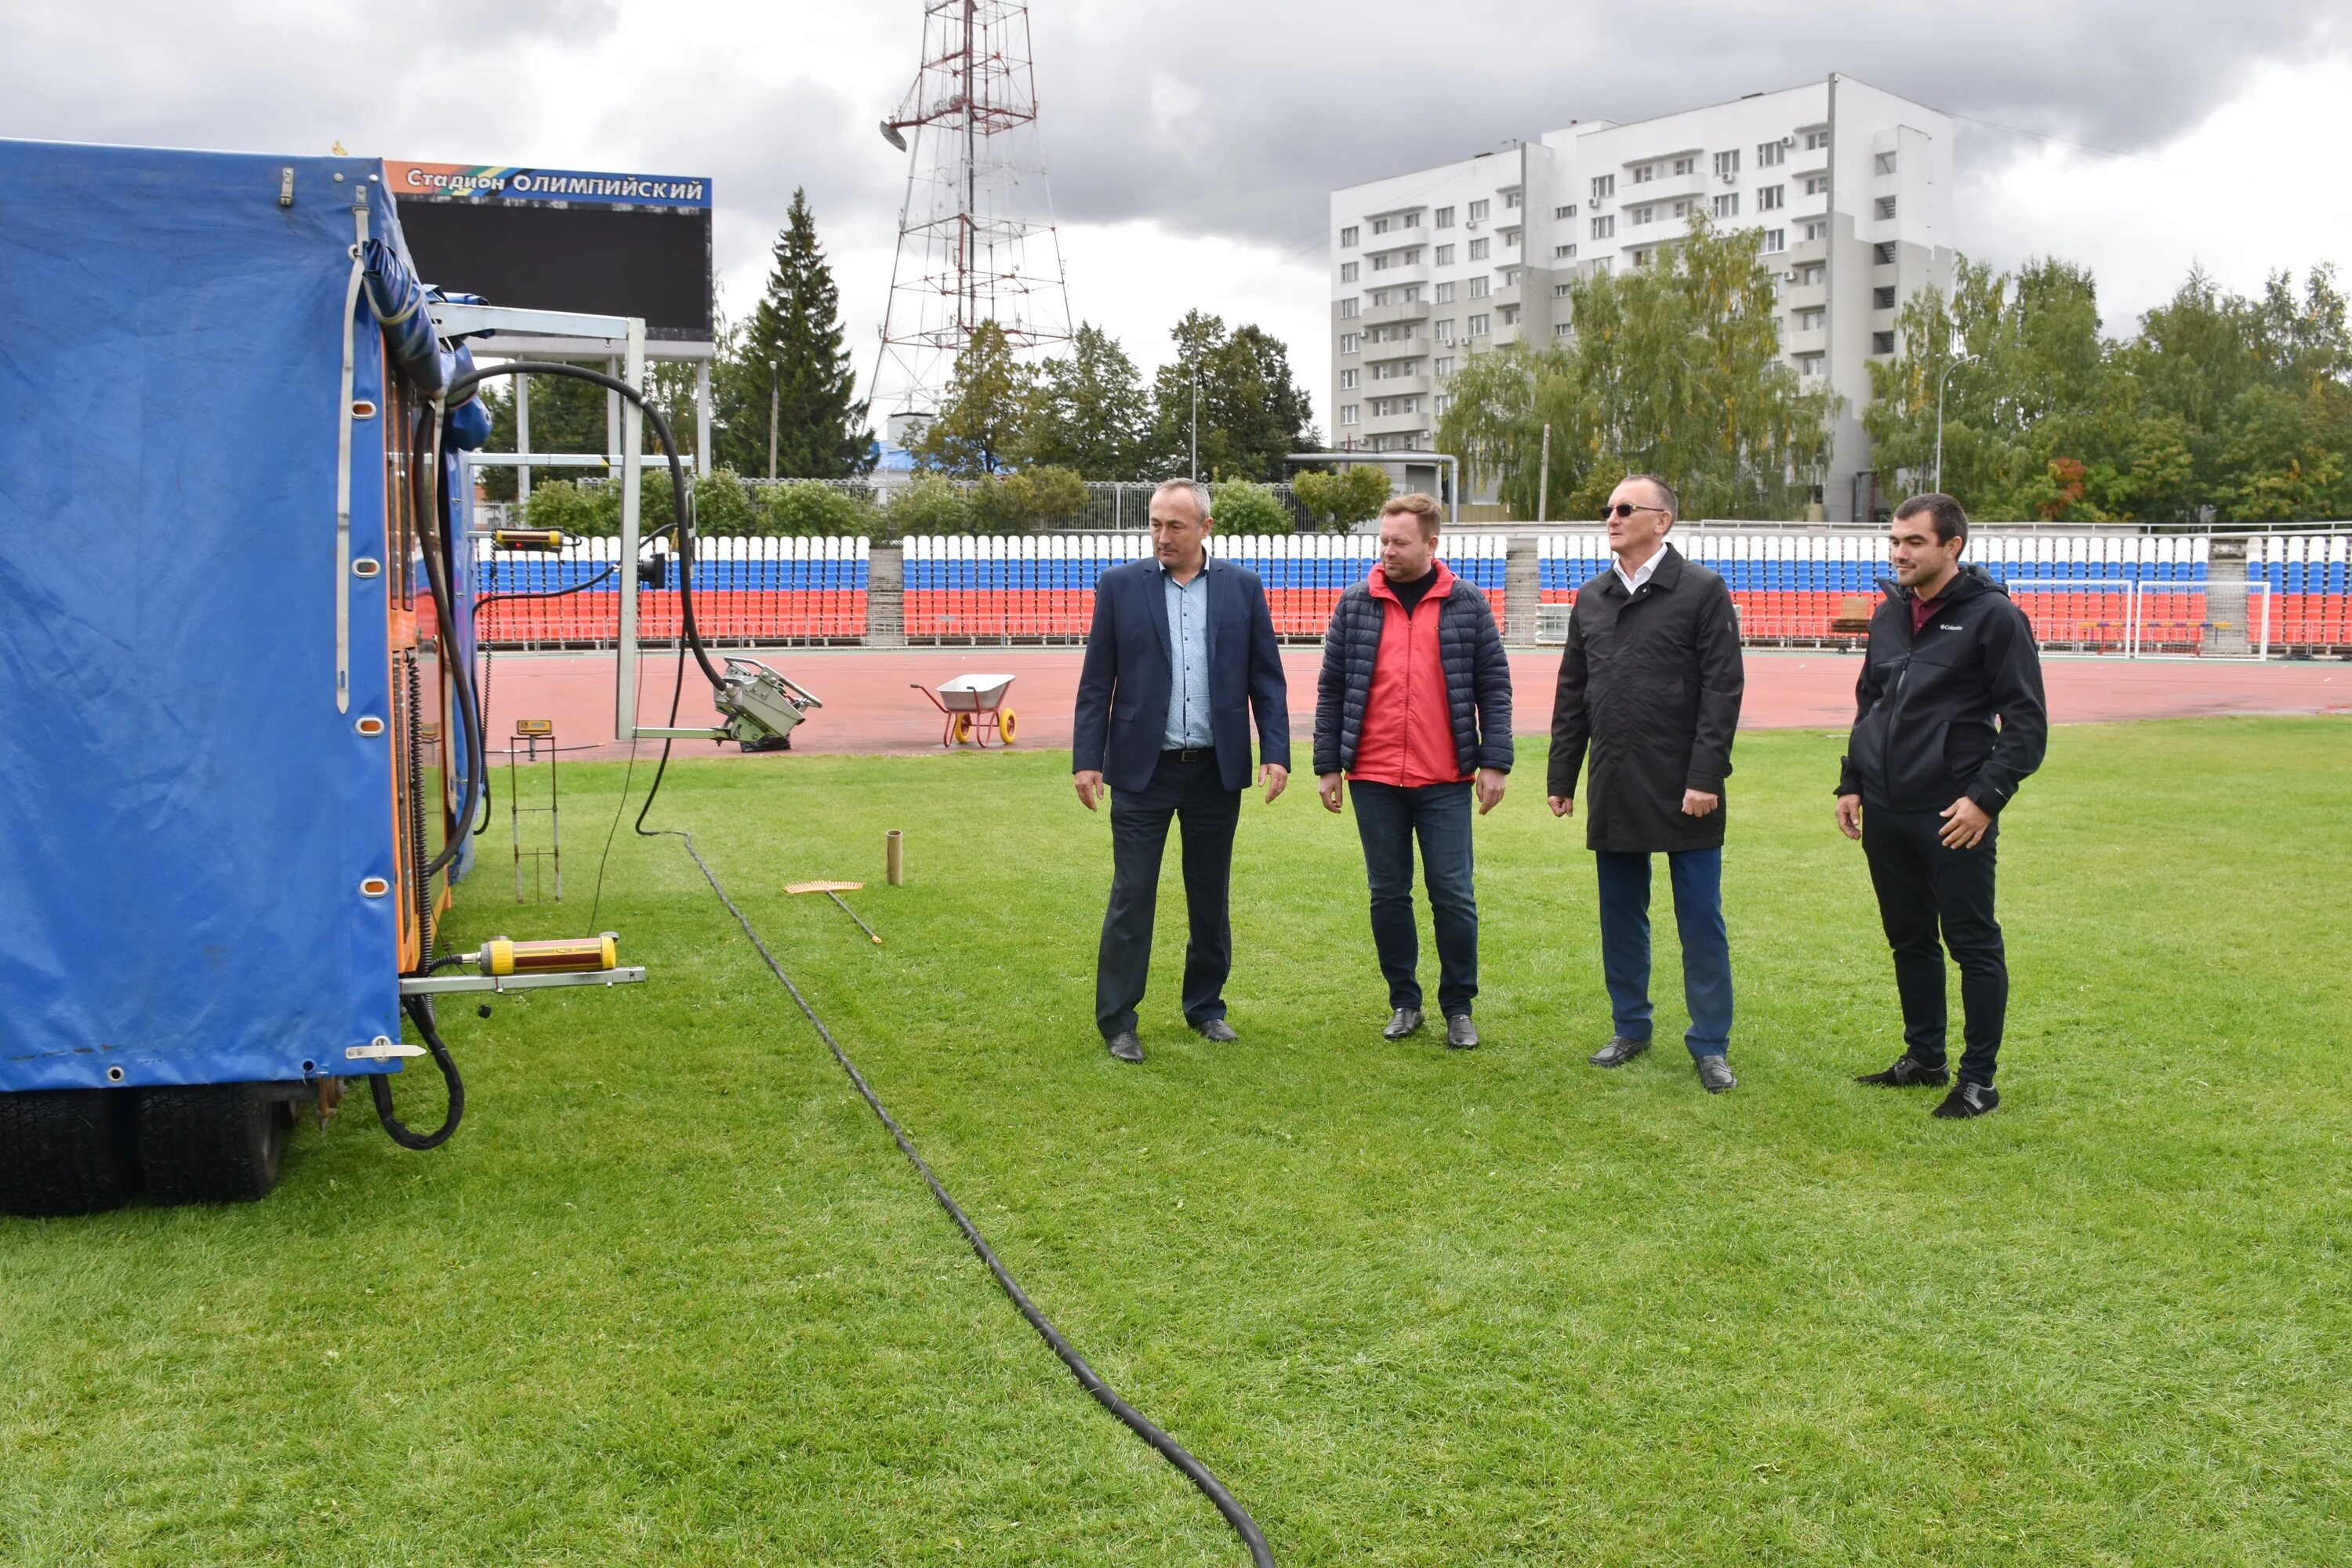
[1327,74,1955,520]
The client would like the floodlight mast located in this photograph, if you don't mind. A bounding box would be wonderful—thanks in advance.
[869,0,1073,445]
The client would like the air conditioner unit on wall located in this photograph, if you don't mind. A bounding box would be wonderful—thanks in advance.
[1722,173,1737,183]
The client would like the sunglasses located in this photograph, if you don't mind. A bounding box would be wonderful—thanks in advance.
[1602,503,1667,519]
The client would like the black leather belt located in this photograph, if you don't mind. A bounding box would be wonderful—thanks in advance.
[1162,746,1214,762]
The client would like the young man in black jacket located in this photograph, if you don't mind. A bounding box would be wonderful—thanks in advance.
[1837,493,2048,1118]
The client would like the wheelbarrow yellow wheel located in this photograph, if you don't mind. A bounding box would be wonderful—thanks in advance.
[952,713,974,745]
[997,708,1018,743]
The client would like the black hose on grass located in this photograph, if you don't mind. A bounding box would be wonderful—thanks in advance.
[670,831,1278,1568]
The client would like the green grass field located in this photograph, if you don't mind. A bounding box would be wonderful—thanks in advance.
[4,718,2348,1566]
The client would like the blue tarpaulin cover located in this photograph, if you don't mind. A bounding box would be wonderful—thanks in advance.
[0,140,456,1090]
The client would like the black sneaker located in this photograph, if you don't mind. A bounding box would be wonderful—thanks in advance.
[1856,1054,1951,1088]
[1932,1082,2000,1119]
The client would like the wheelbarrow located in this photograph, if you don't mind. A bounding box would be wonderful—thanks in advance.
[911,673,1018,748]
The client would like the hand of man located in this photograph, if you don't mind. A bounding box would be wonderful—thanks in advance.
[1548,795,1574,818]
[1074,769,1105,812]
[1836,793,1864,840]
[1939,795,1993,849]
[1475,768,1508,815]
[1261,763,1289,804]
[1681,789,1721,818]
[1318,771,1345,813]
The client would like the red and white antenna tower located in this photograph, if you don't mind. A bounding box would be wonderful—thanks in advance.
[871,0,1072,446]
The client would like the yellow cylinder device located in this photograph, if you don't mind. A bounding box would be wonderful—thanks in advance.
[477,934,619,977]
[491,528,567,552]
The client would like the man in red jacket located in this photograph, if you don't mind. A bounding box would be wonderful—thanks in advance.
[1315,494,1514,1048]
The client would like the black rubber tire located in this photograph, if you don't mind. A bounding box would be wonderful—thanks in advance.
[0,1089,142,1218]
[137,1083,290,1204]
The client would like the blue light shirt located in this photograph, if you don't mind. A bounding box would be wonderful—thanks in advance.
[1161,562,1214,749]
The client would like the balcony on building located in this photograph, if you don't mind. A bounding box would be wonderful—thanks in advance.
[1361,297,1432,328]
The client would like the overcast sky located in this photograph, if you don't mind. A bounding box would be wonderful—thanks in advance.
[6,1,2348,434]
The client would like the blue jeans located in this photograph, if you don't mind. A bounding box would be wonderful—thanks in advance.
[1350,779,1478,1017]
[1595,848,1733,1058]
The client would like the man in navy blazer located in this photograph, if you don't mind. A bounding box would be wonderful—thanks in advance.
[1073,478,1291,1062]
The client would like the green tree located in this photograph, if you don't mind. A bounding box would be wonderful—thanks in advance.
[475,372,611,503]
[912,321,1029,475]
[1209,479,1294,533]
[1439,215,1835,519]
[1292,465,1393,531]
[1145,311,1318,481]
[1018,323,1149,476]
[714,189,870,479]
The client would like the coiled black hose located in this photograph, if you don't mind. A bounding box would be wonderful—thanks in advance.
[370,994,466,1150]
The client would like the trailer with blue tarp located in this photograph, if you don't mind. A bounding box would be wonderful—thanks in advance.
[0,138,566,1214]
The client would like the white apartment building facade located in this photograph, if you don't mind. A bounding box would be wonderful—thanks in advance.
[1327,74,1955,520]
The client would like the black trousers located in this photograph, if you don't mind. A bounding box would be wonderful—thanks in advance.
[1861,804,2008,1086]
[1095,750,1242,1038]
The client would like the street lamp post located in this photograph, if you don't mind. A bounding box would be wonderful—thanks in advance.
[1189,364,1200,481]
[767,358,780,481]
[1933,351,1976,495]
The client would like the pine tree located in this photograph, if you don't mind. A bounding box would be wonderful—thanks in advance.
[717,188,869,478]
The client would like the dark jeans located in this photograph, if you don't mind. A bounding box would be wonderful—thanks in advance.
[1095,750,1242,1038]
[1594,848,1733,1058]
[1861,804,2007,1086]
[1348,779,1479,1017]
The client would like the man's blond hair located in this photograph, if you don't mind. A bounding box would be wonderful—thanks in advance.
[1380,492,1443,540]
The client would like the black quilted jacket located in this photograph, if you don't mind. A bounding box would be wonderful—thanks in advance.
[1313,567,1514,777]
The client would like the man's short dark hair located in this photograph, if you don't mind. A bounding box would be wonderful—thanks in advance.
[1894,492,1969,543]
[1624,472,1679,520]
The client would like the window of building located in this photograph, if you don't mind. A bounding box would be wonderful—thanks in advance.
[1795,351,1824,376]
[1340,261,1358,282]
[1340,225,1359,247]
[1671,155,1696,175]
[1758,140,1786,168]
[1554,242,1577,259]
[1434,281,1456,303]
[1591,214,1614,240]
[1341,404,1359,426]
[1434,318,1454,342]
[1874,241,1896,265]
[1671,200,1690,219]
[1592,257,1613,278]
[1553,281,1573,296]
[1434,355,1456,376]
[1501,267,1522,286]
[1500,305,1521,326]
[1371,216,1392,235]
[1713,193,1739,218]
[1434,244,1454,266]
[1468,275,1490,299]
[1758,184,1783,211]
[1802,173,1828,196]
[1591,174,1614,200]
[1340,368,1359,389]
[1504,227,1522,248]
[1468,237,1490,260]
[1871,330,1896,355]
[1801,219,1828,241]
[1504,191,1522,209]
[1339,297,1358,318]
[1802,129,1830,151]
[1795,306,1824,332]
[1875,151,1898,175]
[1555,321,1575,339]
[1875,196,1896,220]
[1714,149,1740,178]
[1873,285,1896,310]
[1632,248,1651,268]
[1555,203,1577,220]
[1434,393,1452,416]
[1402,211,1421,227]
[1467,198,1490,221]
[1797,262,1824,285]
[1468,313,1490,336]
[1762,227,1785,254]
[1435,205,1455,228]
[1340,332,1361,354]
[1631,164,1655,184]
[1630,204,1652,227]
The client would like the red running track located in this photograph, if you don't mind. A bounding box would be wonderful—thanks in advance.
[473,647,2350,760]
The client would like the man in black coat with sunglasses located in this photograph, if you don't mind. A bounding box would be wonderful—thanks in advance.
[1548,474,1746,1093]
